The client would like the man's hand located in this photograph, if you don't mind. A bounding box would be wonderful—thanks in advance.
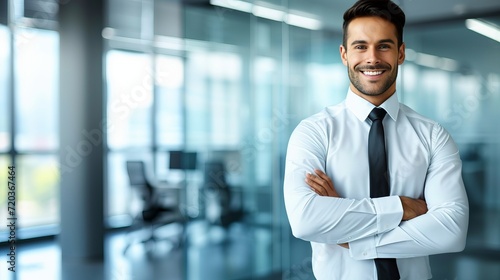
[305,169,340,197]
[400,196,428,221]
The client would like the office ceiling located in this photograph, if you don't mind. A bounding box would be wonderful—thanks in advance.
[19,0,500,31]
[284,0,500,31]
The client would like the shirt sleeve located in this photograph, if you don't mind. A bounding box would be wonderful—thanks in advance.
[349,123,469,260]
[283,120,403,245]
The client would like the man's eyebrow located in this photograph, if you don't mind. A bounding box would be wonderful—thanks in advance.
[350,39,396,45]
[379,39,396,44]
[350,40,367,46]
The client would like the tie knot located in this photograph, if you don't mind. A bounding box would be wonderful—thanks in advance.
[369,108,387,121]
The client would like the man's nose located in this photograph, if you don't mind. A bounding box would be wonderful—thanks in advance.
[365,47,381,64]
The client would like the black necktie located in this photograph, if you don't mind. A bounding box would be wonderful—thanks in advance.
[368,108,400,280]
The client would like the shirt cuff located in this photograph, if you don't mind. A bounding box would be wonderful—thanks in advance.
[349,196,402,260]
[372,195,403,233]
[349,235,377,260]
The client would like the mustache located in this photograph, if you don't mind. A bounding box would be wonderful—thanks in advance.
[355,64,391,71]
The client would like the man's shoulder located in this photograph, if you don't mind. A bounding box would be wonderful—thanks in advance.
[397,103,453,140]
[290,102,347,144]
[399,103,439,126]
[302,102,347,124]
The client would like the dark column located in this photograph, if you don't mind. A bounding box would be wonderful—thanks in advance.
[58,0,105,270]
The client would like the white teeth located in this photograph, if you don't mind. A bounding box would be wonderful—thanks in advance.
[363,71,383,76]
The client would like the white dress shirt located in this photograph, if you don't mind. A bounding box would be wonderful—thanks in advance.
[284,89,469,280]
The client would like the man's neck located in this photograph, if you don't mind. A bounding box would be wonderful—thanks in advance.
[349,85,396,107]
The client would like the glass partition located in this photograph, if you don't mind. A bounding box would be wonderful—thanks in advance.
[155,55,184,147]
[106,50,153,149]
[0,25,9,152]
[0,25,60,240]
[14,27,59,151]
[16,155,59,230]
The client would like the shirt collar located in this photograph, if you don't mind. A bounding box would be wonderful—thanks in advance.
[345,88,399,122]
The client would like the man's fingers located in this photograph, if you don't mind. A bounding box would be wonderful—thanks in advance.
[314,169,334,186]
[306,171,338,197]
[314,169,333,186]
[314,169,327,177]
[305,173,328,195]
[307,172,328,189]
[306,173,331,196]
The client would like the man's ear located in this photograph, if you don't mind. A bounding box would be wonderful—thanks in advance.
[398,42,406,65]
[340,45,348,66]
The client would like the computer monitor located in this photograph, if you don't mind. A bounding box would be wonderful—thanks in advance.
[169,151,198,170]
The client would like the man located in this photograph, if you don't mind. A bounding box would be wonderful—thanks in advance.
[283,0,469,279]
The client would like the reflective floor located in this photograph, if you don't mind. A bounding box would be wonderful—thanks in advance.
[1,208,500,280]
[1,221,278,280]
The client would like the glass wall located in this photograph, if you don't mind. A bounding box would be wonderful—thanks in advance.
[0,25,10,241]
[0,25,9,151]
[105,49,154,225]
[0,23,60,240]
[14,28,60,232]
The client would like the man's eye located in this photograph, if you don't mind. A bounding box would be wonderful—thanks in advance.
[379,44,390,49]
[354,45,366,50]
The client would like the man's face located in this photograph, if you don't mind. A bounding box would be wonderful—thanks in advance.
[340,16,405,103]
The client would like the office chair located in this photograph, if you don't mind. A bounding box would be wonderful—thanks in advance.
[124,161,185,255]
[203,161,244,229]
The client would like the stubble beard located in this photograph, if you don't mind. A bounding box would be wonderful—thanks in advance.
[347,64,398,97]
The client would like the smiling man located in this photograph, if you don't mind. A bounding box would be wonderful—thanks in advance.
[342,16,403,105]
[283,0,469,279]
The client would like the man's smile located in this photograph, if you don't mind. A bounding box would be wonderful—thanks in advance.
[361,70,385,76]
[355,64,391,79]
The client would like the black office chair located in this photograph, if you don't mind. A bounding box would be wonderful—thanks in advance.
[203,161,244,229]
[124,161,185,254]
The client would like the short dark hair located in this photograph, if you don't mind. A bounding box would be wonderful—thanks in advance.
[342,0,405,48]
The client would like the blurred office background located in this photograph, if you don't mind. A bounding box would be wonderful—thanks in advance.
[0,0,499,279]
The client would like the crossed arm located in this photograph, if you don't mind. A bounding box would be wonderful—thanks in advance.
[306,169,428,221]
[305,169,428,248]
